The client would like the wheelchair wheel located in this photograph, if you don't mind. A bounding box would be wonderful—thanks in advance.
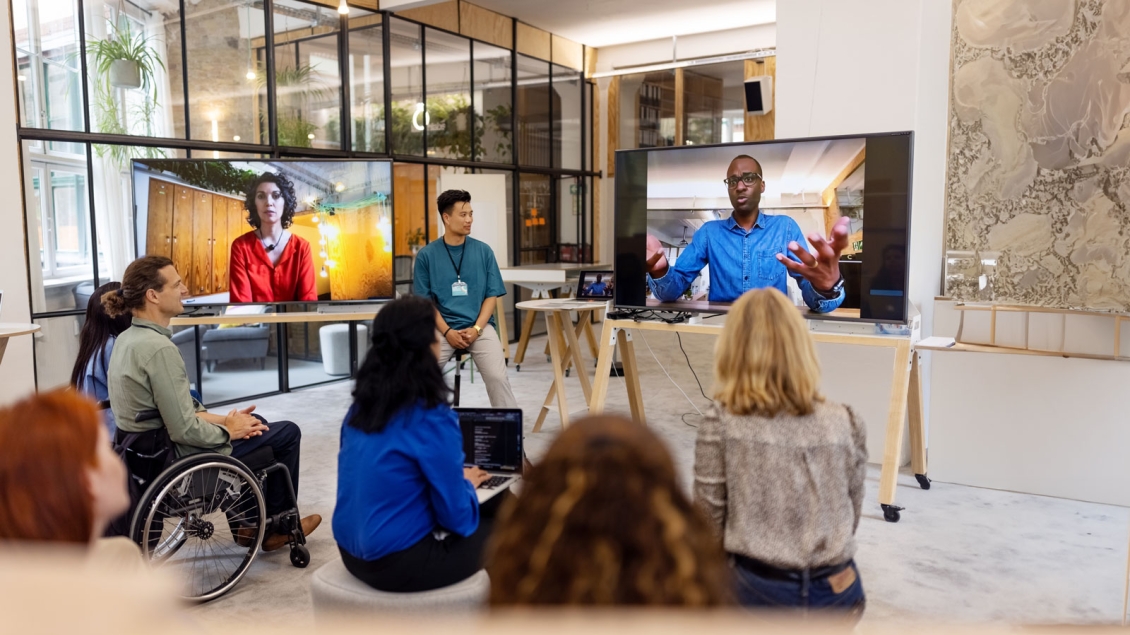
[130,454,267,602]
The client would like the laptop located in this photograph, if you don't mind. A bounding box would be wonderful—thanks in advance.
[457,408,524,503]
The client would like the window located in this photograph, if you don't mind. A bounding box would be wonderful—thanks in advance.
[349,12,385,153]
[552,64,582,170]
[84,0,183,141]
[14,0,85,133]
[516,55,550,167]
[269,0,343,149]
[424,28,471,161]
[389,18,424,156]
[684,61,747,145]
[182,0,264,144]
[473,42,512,164]
[619,70,676,149]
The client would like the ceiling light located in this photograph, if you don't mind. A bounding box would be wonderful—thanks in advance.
[233,135,241,141]
[307,133,316,140]
[338,0,349,14]
[246,69,256,80]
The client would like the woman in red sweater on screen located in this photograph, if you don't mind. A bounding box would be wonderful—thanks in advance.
[229,171,317,303]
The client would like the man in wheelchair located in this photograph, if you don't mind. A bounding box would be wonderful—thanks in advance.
[105,256,321,554]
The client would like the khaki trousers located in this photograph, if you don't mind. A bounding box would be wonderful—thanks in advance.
[437,325,518,408]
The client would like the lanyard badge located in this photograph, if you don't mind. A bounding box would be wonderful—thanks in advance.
[444,240,469,297]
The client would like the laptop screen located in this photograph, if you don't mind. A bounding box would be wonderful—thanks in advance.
[577,270,614,299]
[457,408,523,472]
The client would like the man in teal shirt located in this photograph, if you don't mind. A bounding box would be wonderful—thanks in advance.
[414,190,517,408]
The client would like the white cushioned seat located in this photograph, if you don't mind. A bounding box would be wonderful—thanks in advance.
[310,558,489,619]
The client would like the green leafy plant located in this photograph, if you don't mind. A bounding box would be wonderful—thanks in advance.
[255,64,331,147]
[86,20,166,166]
[141,160,258,196]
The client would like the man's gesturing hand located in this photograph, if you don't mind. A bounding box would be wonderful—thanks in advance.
[776,215,850,292]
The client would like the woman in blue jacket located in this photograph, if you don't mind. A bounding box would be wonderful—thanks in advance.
[333,296,494,592]
[70,281,132,436]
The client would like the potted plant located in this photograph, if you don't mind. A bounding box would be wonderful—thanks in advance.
[255,63,330,147]
[86,19,165,166]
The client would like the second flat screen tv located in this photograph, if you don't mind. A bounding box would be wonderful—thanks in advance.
[132,159,394,306]
[614,132,912,323]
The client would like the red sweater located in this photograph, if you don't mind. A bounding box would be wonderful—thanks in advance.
[229,231,317,303]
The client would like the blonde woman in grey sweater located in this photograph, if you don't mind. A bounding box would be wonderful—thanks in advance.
[694,287,868,617]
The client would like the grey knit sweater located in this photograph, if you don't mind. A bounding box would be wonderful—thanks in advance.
[693,400,868,570]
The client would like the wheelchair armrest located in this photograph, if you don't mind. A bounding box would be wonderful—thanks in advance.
[136,409,160,423]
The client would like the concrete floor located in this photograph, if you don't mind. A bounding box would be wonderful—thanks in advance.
[188,330,1130,627]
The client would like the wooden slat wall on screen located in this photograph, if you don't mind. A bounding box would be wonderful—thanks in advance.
[674,68,685,146]
[745,57,775,141]
[460,2,512,49]
[551,34,583,71]
[517,22,551,61]
[398,0,459,33]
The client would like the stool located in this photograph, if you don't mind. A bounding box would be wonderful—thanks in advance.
[450,349,475,407]
[310,558,489,618]
[319,324,369,376]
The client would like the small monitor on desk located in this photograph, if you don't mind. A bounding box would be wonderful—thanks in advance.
[577,270,615,299]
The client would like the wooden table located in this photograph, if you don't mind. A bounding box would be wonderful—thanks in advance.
[502,263,611,368]
[0,323,40,367]
[589,318,927,523]
[515,299,609,431]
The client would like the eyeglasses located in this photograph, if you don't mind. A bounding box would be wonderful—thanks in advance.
[723,172,762,189]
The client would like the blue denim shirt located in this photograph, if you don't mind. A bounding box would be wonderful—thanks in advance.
[647,213,845,313]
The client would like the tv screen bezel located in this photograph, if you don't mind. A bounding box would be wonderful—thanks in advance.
[612,130,913,325]
[130,157,397,309]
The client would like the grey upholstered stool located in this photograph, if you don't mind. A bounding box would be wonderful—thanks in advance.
[310,558,489,619]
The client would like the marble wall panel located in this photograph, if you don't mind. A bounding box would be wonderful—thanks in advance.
[945,0,1130,310]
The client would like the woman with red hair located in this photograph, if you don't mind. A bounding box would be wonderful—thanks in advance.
[0,390,130,544]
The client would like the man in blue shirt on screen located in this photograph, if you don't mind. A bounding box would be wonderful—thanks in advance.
[645,154,851,312]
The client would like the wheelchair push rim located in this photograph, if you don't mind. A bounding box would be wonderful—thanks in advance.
[132,458,267,602]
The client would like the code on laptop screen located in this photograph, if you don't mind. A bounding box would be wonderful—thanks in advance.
[458,409,522,471]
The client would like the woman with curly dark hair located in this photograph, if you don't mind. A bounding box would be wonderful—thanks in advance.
[486,415,732,607]
[229,171,317,303]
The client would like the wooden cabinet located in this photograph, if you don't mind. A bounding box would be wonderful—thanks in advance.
[144,177,245,298]
[172,185,195,293]
[191,190,214,296]
[146,179,174,259]
[211,195,229,294]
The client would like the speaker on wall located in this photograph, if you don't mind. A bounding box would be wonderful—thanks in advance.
[744,76,773,115]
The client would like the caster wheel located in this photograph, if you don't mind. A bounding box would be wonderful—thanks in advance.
[290,544,310,568]
[565,369,571,377]
[881,504,903,523]
[516,365,521,372]
[915,473,931,490]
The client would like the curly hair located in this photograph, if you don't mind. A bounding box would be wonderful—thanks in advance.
[486,416,733,607]
[244,171,298,229]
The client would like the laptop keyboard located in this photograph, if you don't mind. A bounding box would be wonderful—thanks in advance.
[478,475,510,489]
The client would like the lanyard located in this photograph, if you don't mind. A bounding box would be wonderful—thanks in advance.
[442,240,467,281]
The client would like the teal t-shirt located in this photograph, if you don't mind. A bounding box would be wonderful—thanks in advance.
[413,236,506,330]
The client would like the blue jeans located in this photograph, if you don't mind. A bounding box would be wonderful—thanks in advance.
[733,559,865,618]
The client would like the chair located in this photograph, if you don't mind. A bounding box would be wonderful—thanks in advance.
[448,349,475,407]
[115,409,311,602]
[171,324,271,377]
[310,559,488,619]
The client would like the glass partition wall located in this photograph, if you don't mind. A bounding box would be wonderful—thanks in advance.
[11,0,596,404]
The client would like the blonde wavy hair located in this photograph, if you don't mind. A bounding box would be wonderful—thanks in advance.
[713,288,823,417]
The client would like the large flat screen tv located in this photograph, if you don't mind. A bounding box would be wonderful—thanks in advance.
[131,159,394,306]
[614,132,912,323]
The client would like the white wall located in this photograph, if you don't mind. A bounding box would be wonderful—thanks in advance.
[0,0,36,406]
[595,24,776,73]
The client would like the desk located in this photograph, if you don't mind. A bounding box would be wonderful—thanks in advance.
[589,318,927,523]
[0,324,39,367]
[515,299,608,431]
[501,263,610,368]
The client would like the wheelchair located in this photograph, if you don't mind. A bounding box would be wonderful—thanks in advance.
[114,407,311,602]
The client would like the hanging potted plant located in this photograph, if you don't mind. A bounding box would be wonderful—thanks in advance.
[86,17,166,166]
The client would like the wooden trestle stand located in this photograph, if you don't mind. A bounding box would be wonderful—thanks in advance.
[587,316,928,523]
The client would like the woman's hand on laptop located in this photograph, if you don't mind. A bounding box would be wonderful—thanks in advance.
[463,466,489,488]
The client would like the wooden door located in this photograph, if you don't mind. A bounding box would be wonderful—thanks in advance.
[228,197,246,247]
[146,178,174,258]
[212,195,230,293]
[172,185,195,293]
[191,190,214,296]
